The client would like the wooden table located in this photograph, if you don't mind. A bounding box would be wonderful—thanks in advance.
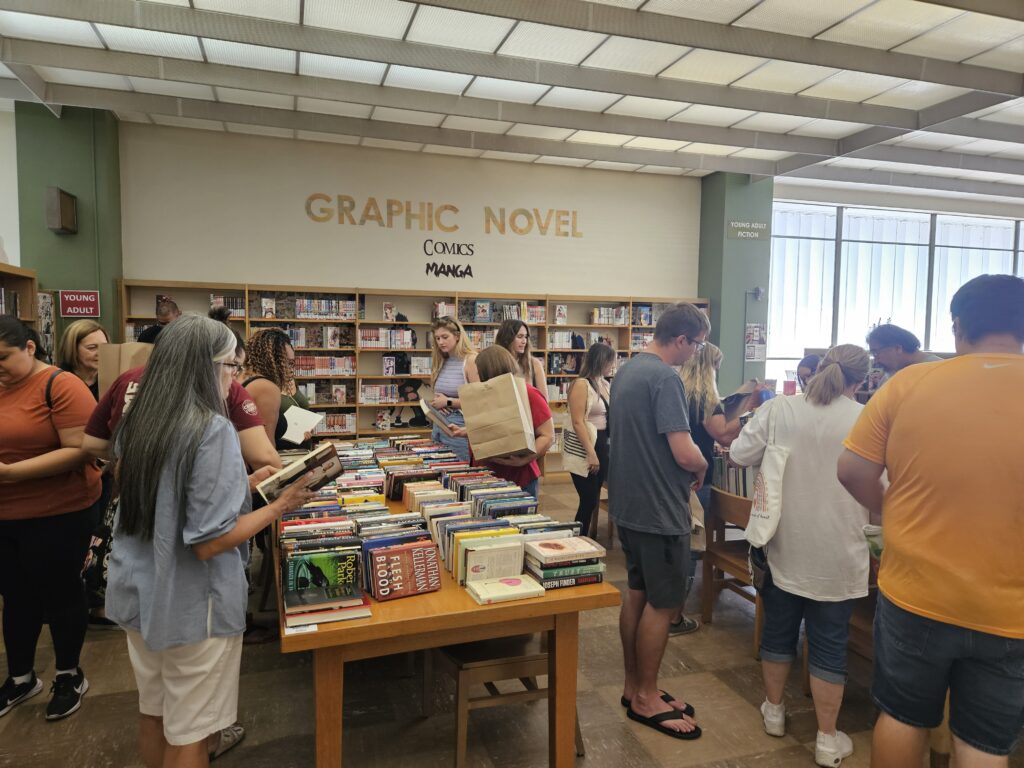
[274,512,621,768]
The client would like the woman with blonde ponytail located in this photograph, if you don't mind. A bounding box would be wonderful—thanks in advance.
[729,344,870,767]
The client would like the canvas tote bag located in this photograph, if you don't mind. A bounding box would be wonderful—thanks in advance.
[744,397,790,548]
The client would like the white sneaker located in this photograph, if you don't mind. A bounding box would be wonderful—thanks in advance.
[760,699,786,737]
[815,730,853,767]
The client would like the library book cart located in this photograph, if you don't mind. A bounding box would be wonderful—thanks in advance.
[273,500,620,768]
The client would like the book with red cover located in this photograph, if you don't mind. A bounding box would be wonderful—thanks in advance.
[370,541,442,601]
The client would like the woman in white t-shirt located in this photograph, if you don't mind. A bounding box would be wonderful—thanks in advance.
[730,344,870,768]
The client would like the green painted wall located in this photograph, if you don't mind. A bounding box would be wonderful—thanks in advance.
[15,103,121,339]
[698,172,774,392]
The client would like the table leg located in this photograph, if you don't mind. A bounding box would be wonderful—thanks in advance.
[314,647,345,768]
[548,612,579,768]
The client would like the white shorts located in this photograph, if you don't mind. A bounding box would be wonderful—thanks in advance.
[126,631,243,746]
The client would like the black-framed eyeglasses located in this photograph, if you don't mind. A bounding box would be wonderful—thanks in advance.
[219,361,243,372]
[684,337,706,352]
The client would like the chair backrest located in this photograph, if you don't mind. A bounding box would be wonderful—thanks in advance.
[711,487,753,528]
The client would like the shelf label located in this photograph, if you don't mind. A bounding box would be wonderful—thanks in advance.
[58,290,101,318]
[727,221,771,240]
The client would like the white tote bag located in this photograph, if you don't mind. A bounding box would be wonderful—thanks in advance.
[744,398,790,548]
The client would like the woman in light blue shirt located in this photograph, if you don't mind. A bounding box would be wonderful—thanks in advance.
[428,316,477,462]
[107,316,314,766]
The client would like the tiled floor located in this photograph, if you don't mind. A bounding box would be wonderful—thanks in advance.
[1,477,1021,767]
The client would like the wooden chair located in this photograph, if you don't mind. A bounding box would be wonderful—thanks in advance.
[591,487,615,548]
[700,487,763,658]
[422,634,585,768]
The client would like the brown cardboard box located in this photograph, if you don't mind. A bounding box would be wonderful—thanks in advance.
[98,342,152,397]
[458,373,536,461]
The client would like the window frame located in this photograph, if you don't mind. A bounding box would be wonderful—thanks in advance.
[767,206,1024,366]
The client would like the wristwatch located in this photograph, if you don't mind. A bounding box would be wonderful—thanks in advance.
[446,398,453,407]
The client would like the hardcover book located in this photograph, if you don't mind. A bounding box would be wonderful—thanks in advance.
[462,538,525,585]
[257,442,343,503]
[284,594,372,627]
[369,541,442,601]
[261,297,276,319]
[523,536,605,565]
[466,575,545,605]
[283,584,364,615]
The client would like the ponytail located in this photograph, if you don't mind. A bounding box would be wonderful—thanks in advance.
[804,344,869,406]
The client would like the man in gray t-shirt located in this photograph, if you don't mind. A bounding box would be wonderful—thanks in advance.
[610,303,709,741]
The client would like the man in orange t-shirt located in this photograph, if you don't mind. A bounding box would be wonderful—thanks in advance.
[838,274,1024,767]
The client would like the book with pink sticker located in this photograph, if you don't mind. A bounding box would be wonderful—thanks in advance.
[465,575,545,605]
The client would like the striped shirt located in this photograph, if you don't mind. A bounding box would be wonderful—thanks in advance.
[434,356,467,401]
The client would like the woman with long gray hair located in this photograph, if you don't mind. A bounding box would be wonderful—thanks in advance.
[729,344,871,767]
[106,315,314,767]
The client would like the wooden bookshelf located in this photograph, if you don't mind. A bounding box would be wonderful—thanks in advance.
[118,280,708,441]
[0,263,39,325]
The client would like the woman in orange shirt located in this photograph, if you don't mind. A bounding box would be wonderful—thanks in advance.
[0,318,102,722]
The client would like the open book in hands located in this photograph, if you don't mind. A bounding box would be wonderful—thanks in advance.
[420,398,456,435]
[256,442,342,504]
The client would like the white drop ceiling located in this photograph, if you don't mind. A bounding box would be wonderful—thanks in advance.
[0,0,1020,198]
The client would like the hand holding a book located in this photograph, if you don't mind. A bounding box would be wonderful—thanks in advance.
[247,465,277,493]
[270,471,319,516]
[430,392,453,412]
[447,425,468,439]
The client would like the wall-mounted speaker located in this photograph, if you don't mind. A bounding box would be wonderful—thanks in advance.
[46,186,77,234]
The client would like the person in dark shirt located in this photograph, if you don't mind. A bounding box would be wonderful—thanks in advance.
[136,300,180,344]
[609,303,709,741]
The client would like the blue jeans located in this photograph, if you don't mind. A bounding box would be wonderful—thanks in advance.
[431,410,469,463]
[759,585,855,684]
[873,593,1024,756]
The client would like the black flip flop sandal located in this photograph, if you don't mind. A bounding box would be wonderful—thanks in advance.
[626,707,702,740]
[620,691,696,718]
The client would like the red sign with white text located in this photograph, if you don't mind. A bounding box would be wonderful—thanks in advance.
[59,290,101,318]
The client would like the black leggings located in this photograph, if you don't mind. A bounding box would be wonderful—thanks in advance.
[0,506,94,677]
[571,429,609,535]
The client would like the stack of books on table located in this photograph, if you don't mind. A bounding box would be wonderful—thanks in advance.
[280,504,368,627]
[524,537,607,590]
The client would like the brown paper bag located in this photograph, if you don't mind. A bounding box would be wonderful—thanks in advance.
[458,373,536,461]
[98,342,153,397]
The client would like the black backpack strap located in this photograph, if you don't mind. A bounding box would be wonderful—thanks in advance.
[45,368,63,411]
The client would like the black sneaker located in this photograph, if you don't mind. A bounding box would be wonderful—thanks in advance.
[45,669,89,721]
[0,673,43,717]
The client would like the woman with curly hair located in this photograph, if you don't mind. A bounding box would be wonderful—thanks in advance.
[242,328,295,449]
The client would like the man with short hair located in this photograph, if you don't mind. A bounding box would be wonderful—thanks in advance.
[609,302,710,740]
[865,323,942,378]
[838,274,1024,768]
[137,300,181,344]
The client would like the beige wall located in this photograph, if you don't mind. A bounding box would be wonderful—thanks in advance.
[119,124,700,296]
[0,107,19,266]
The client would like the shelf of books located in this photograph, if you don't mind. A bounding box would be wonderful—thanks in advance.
[118,281,707,446]
[0,263,39,326]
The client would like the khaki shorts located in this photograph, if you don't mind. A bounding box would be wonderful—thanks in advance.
[126,630,243,746]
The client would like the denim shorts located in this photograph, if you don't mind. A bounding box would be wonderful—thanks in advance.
[873,593,1024,756]
[759,585,854,685]
[617,526,688,610]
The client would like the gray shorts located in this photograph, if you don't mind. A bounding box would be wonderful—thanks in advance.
[618,527,689,610]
